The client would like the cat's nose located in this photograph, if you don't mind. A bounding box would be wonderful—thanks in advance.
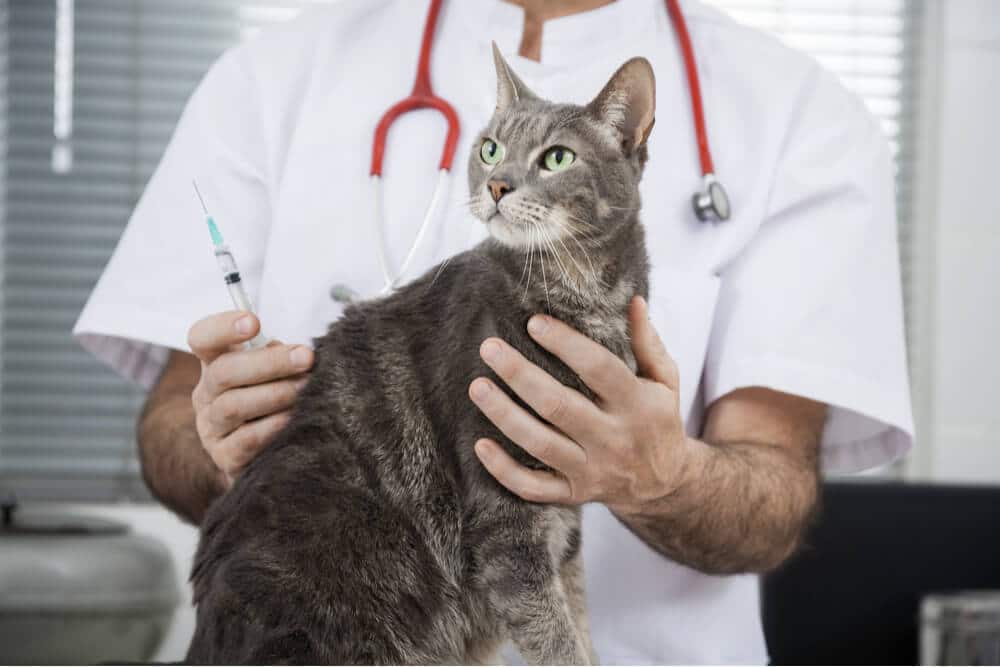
[488,179,514,203]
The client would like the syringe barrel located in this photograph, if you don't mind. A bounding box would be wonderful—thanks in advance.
[225,279,254,312]
[215,247,268,349]
[214,247,239,275]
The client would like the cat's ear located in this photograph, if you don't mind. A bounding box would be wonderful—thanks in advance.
[587,57,656,155]
[492,41,537,112]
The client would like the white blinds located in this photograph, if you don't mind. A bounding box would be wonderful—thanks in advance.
[0,1,323,501]
[0,0,923,501]
[0,0,8,496]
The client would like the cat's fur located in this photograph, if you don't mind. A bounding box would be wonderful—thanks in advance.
[186,46,654,665]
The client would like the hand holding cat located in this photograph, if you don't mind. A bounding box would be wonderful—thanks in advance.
[469,296,686,515]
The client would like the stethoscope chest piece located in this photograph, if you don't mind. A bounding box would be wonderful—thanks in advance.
[330,283,358,304]
[692,176,731,222]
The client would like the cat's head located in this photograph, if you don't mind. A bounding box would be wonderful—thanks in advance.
[468,44,655,251]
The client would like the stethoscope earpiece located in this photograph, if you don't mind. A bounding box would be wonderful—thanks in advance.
[692,175,731,222]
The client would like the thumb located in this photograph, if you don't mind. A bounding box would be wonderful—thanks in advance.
[629,296,679,389]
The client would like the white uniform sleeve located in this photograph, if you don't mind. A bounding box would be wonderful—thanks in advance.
[73,46,272,389]
[703,69,914,473]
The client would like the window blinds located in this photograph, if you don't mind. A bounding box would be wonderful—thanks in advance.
[0,0,923,501]
[0,1,323,501]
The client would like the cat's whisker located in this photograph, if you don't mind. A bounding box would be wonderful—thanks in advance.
[556,218,599,240]
[537,225,559,313]
[537,225,552,314]
[517,234,532,288]
[428,256,454,291]
[553,231,591,286]
[561,212,602,234]
[522,225,535,303]
[568,234,601,285]
[543,235,566,284]
[540,226,573,288]
[562,206,600,224]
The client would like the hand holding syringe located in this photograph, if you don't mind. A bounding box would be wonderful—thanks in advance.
[193,181,268,349]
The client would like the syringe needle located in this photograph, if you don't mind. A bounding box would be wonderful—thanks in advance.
[192,180,209,216]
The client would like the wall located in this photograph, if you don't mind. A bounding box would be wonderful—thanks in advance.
[907,0,1000,483]
[50,503,200,662]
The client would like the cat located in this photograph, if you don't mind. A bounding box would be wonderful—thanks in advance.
[186,45,654,665]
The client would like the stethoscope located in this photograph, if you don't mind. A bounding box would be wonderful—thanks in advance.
[366,0,730,296]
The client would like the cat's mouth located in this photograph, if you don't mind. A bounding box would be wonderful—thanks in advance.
[486,210,556,250]
[474,194,567,250]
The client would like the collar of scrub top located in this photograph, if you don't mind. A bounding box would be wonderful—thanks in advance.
[369,0,460,294]
[367,0,730,296]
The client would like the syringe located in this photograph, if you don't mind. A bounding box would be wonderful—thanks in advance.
[193,181,268,349]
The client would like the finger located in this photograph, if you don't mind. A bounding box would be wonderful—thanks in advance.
[629,296,679,389]
[469,377,587,472]
[205,375,308,438]
[188,311,261,362]
[213,410,292,476]
[478,338,605,442]
[525,315,636,401]
[474,439,573,504]
[204,343,314,396]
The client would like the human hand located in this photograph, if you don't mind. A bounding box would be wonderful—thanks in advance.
[469,296,687,515]
[187,311,314,487]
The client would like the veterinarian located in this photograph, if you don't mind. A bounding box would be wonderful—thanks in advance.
[74,0,914,663]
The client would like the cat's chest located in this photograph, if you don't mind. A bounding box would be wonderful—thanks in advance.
[576,310,630,352]
[575,311,637,376]
[517,308,635,401]
[551,278,637,371]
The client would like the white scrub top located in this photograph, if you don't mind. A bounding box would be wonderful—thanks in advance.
[74,0,915,663]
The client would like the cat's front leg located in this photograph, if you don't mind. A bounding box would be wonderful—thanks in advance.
[491,565,590,665]
[560,548,598,665]
[473,506,591,665]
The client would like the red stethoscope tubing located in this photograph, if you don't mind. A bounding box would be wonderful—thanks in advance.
[371,0,716,181]
[370,0,460,176]
[665,0,714,177]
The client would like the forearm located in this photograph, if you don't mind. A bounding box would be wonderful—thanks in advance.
[137,387,225,525]
[611,435,820,575]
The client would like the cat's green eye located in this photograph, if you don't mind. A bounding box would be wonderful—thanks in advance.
[480,139,504,166]
[543,146,576,172]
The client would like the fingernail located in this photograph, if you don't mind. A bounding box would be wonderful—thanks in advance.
[470,379,491,401]
[480,340,501,363]
[474,440,493,460]
[290,346,313,369]
[635,295,651,320]
[527,315,547,337]
[294,377,308,391]
[235,315,253,335]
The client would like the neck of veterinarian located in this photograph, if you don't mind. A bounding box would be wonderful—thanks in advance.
[490,214,644,330]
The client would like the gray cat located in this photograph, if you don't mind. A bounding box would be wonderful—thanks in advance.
[186,46,654,665]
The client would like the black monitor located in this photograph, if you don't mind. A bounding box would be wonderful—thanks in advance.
[762,481,1000,665]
